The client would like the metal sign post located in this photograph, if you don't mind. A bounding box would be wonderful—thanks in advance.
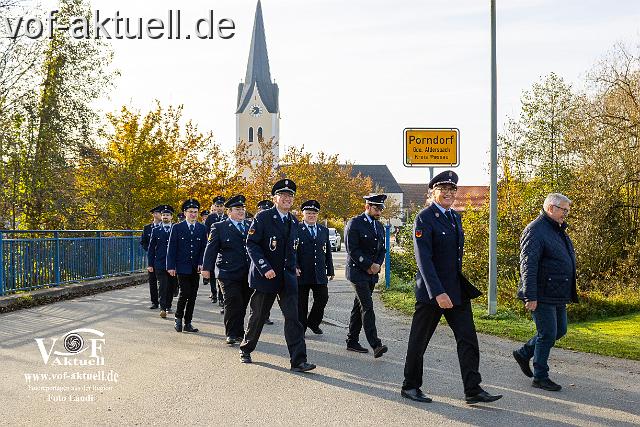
[488,0,498,315]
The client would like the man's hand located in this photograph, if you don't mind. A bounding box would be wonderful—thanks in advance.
[328,275,334,281]
[265,270,276,279]
[197,265,202,273]
[296,268,301,277]
[370,263,381,274]
[168,269,176,277]
[147,266,154,273]
[201,270,210,279]
[435,293,453,309]
[525,300,538,311]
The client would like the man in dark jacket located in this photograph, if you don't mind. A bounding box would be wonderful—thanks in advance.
[147,205,177,318]
[239,179,315,372]
[513,193,577,392]
[204,196,228,307]
[401,171,501,405]
[166,199,207,333]
[344,194,388,358]
[140,206,162,309]
[296,200,334,334]
[202,195,252,345]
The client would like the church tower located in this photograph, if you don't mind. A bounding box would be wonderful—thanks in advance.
[236,0,279,175]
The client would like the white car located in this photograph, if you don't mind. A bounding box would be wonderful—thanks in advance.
[328,228,341,252]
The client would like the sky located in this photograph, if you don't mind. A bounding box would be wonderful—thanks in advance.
[30,0,640,185]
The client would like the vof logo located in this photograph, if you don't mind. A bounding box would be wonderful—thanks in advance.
[35,328,106,366]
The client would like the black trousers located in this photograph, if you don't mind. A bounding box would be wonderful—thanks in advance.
[402,300,483,396]
[175,271,200,324]
[347,281,382,349]
[298,284,329,330]
[218,278,251,338]
[148,270,158,305]
[156,269,177,310]
[240,289,307,367]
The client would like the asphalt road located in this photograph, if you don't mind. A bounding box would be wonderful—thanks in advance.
[1,251,639,426]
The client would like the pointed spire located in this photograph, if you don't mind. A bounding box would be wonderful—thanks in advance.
[236,1,279,114]
[244,0,272,85]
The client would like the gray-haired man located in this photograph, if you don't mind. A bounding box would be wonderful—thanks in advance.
[513,193,578,391]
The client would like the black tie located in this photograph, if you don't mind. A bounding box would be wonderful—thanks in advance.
[164,226,169,233]
[445,211,455,229]
[237,222,245,234]
[189,223,194,232]
[310,226,316,238]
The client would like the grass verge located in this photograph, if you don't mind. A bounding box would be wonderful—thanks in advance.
[381,282,640,361]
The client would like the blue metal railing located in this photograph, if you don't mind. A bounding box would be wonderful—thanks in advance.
[0,230,145,296]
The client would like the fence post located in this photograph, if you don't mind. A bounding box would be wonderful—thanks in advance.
[130,231,135,272]
[385,224,391,289]
[54,231,61,285]
[97,231,103,278]
[0,232,4,296]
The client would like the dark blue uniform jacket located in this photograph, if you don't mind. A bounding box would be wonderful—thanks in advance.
[246,207,299,294]
[147,224,172,271]
[413,204,481,305]
[202,218,252,282]
[166,221,207,274]
[345,213,386,284]
[296,223,335,285]
[140,223,160,252]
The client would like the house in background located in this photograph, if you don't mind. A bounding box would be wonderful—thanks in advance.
[348,165,405,225]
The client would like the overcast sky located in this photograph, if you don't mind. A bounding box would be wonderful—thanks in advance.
[33,0,640,185]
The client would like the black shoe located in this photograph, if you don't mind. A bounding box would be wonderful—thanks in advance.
[291,362,316,372]
[513,350,533,378]
[264,318,274,325]
[373,344,388,358]
[309,326,323,335]
[149,304,159,309]
[220,308,225,314]
[174,320,183,332]
[532,378,562,391]
[240,351,252,363]
[465,390,503,404]
[226,337,238,345]
[211,296,217,303]
[401,388,432,403]
[346,342,369,353]
[166,308,173,314]
[183,323,199,333]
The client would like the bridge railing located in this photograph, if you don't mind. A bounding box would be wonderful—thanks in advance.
[0,230,145,296]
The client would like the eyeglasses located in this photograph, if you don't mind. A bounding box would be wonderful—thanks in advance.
[553,205,570,215]
[436,187,457,194]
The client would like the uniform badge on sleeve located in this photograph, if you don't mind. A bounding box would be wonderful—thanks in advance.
[415,229,423,238]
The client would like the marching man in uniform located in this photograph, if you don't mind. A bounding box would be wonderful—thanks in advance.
[167,199,207,333]
[205,196,228,308]
[296,200,334,334]
[239,179,316,372]
[344,194,388,358]
[147,205,177,318]
[202,195,253,345]
[140,206,162,309]
[400,171,502,404]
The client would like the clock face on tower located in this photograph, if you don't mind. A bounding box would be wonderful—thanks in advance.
[249,104,263,117]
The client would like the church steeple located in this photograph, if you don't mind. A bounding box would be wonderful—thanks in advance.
[236,0,279,114]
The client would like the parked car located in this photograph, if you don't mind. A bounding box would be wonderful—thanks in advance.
[328,228,341,252]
